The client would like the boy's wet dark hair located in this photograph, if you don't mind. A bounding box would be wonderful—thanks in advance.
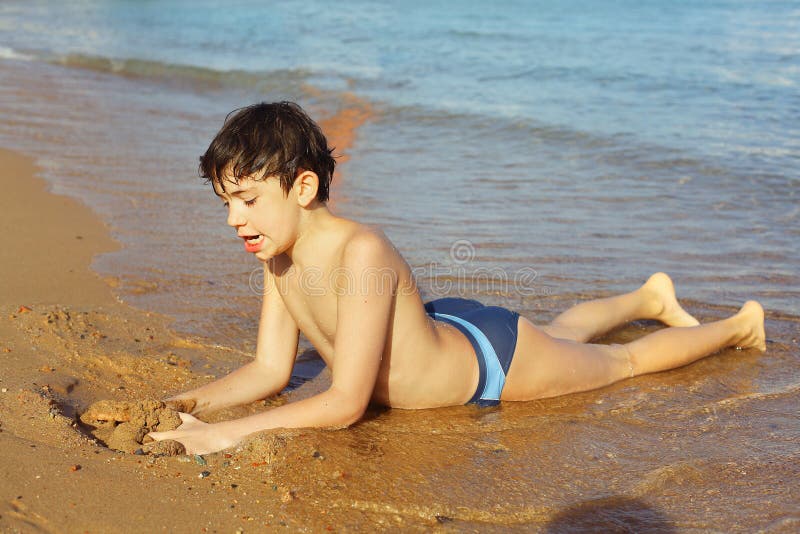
[199,101,336,202]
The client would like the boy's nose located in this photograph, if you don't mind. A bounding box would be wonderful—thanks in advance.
[226,206,246,228]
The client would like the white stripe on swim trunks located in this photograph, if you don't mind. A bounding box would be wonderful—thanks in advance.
[433,312,505,401]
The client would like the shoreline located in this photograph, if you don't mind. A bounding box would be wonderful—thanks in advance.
[0,148,198,530]
[0,148,119,307]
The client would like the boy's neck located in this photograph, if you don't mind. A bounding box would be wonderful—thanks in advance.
[283,202,336,266]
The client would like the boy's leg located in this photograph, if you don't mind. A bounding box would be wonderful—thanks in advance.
[542,272,699,342]
[503,301,765,401]
[626,301,765,375]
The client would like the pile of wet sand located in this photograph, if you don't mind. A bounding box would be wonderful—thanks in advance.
[79,399,185,455]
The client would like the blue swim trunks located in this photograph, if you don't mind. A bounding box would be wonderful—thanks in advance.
[425,298,520,407]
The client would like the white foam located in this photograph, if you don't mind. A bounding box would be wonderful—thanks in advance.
[0,46,33,61]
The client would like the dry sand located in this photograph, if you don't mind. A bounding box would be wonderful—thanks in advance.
[0,147,263,531]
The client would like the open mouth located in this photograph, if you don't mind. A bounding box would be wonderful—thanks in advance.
[242,234,265,252]
[243,234,263,244]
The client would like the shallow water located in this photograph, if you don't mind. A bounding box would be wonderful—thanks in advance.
[0,1,798,530]
[233,310,800,531]
[1,1,797,341]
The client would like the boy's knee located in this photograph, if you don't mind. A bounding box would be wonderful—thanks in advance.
[606,343,635,378]
[543,323,585,342]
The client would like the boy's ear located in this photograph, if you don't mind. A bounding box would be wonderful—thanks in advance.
[293,170,319,207]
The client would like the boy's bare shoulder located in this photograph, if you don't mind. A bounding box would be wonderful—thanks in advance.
[340,223,396,262]
[334,219,402,271]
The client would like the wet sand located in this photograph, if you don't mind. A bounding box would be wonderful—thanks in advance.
[2,136,799,532]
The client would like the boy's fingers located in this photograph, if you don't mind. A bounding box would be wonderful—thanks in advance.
[178,412,199,424]
[165,398,196,413]
[141,437,188,456]
[141,440,158,451]
[148,413,193,443]
[147,430,175,442]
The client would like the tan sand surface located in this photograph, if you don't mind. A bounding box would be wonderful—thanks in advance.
[0,147,268,532]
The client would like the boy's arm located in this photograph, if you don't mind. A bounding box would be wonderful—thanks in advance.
[167,265,299,416]
[149,233,395,454]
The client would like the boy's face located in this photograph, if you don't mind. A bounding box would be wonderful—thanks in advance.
[213,173,300,261]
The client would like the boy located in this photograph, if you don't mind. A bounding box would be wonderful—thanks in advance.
[149,102,766,455]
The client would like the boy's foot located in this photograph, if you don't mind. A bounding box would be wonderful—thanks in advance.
[733,300,767,351]
[641,272,700,327]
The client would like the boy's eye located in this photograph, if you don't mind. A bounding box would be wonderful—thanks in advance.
[244,197,257,207]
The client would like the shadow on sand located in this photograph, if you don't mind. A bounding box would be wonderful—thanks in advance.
[545,496,674,533]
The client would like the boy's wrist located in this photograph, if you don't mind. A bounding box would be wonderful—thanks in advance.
[213,419,250,445]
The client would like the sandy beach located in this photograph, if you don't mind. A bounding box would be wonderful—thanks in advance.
[2,142,799,532]
[0,147,248,531]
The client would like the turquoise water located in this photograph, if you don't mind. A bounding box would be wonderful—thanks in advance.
[0,0,798,344]
[3,0,797,161]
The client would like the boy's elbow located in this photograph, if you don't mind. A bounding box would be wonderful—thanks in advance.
[252,359,292,392]
[341,405,367,427]
[334,401,367,428]
[327,389,368,428]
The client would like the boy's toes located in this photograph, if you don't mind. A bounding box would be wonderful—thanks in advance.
[736,301,766,352]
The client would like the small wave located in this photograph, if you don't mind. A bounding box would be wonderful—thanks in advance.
[0,46,33,61]
[40,51,311,93]
[684,383,800,418]
[447,28,529,43]
[478,67,541,83]
[633,460,707,495]
[375,100,614,149]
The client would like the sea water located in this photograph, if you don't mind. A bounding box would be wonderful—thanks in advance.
[1,0,797,344]
[1,0,798,329]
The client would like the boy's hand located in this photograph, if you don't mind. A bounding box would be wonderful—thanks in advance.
[147,413,238,455]
[164,397,197,414]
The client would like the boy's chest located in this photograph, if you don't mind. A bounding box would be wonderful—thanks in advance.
[272,263,341,353]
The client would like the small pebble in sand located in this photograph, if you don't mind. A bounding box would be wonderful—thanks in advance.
[1,388,7,393]
[194,454,207,466]
[70,465,81,472]
[198,470,211,479]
